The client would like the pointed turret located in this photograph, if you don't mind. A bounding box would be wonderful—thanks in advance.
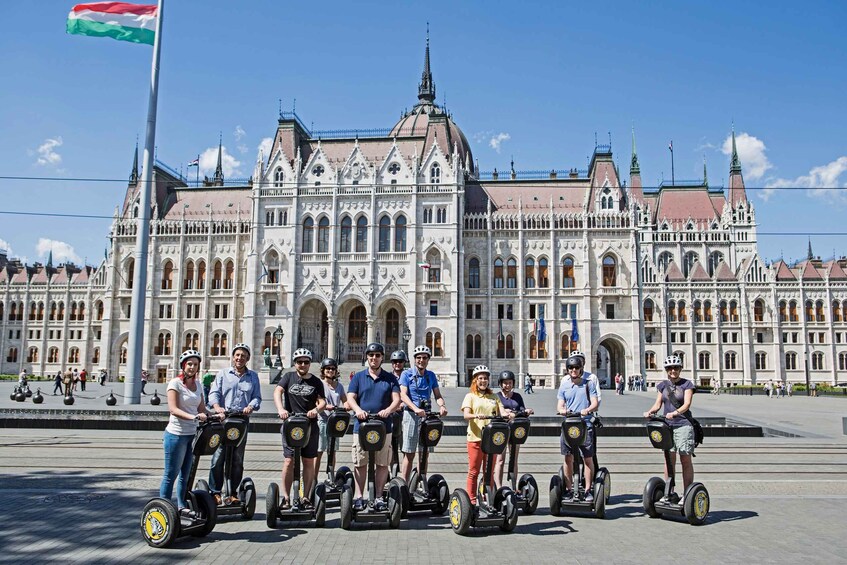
[807,239,814,261]
[728,125,747,206]
[213,135,224,186]
[129,142,139,185]
[703,155,708,187]
[417,26,436,104]
[47,249,53,269]
[629,126,643,202]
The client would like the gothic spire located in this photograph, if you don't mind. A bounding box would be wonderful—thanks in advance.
[630,126,640,175]
[703,155,708,187]
[213,134,224,185]
[47,248,53,269]
[129,142,139,185]
[730,124,742,173]
[807,238,814,261]
[417,25,435,104]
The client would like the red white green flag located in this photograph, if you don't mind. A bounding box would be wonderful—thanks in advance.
[67,2,158,46]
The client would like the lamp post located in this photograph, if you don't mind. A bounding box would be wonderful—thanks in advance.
[273,324,284,369]
[804,351,811,397]
[402,323,412,355]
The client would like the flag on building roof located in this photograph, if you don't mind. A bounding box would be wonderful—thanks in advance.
[67,2,158,46]
[187,158,199,167]
[417,262,430,269]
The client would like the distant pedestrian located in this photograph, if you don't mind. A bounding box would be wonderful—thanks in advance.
[72,369,80,392]
[141,370,149,395]
[62,370,73,396]
[53,371,63,395]
[786,381,793,397]
[99,369,107,386]
[79,369,87,392]
[764,381,772,398]
[810,381,817,397]
[527,375,534,394]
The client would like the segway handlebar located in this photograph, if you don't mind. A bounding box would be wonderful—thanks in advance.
[646,413,668,423]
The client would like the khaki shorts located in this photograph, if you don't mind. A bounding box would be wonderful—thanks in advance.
[671,425,695,455]
[352,433,393,467]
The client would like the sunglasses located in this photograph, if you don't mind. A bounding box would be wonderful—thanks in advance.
[367,353,383,358]
[295,360,311,365]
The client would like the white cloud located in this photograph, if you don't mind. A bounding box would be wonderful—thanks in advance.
[237,144,248,154]
[36,238,81,264]
[34,136,63,167]
[489,132,511,153]
[258,137,273,160]
[0,238,14,255]
[199,145,242,178]
[721,132,772,181]
[765,156,847,204]
[234,125,246,141]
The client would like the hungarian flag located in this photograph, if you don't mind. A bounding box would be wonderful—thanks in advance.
[188,158,199,167]
[668,140,673,153]
[67,2,158,46]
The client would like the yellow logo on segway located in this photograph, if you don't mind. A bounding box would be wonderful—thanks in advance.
[449,497,462,527]
[290,426,305,441]
[143,508,168,541]
[334,420,348,433]
[492,431,506,446]
[208,433,221,449]
[650,430,663,443]
[365,430,381,444]
[567,426,581,439]
[427,429,441,442]
[227,428,241,441]
[694,491,709,518]
[514,426,527,440]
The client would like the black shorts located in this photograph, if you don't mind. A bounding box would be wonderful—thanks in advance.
[560,426,595,458]
[280,420,320,459]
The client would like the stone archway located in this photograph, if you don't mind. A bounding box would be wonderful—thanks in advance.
[594,337,627,389]
[297,299,328,361]
[337,299,367,363]
[375,299,407,356]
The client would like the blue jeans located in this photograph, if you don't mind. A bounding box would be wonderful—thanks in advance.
[209,428,249,495]
[160,431,194,508]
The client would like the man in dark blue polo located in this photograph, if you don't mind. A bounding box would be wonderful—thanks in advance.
[346,343,401,511]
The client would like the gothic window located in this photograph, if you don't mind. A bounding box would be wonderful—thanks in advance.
[493,258,504,288]
[645,351,656,370]
[785,352,797,370]
[643,299,654,322]
[805,300,814,322]
[698,352,711,370]
[693,300,702,322]
[538,257,549,288]
[274,167,284,187]
[378,216,391,252]
[468,258,480,289]
[430,163,441,184]
[658,252,672,272]
[833,300,842,322]
[507,258,517,289]
[312,165,324,177]
[126,258,134,289]
[340,216,352,253]
[394,215,407,252]
[356,216,368,253]
[96,300,104,321]
[730,300,739,322]
[224,260,234,290]
[755,351,767,370]
[704,301,712,322]
[162,261,174,290]
[754,299,765,322]
[816,300,825,322]
[719,301,728,322]
[525,258,536,288]
[317,217,330,253]
[668,300,677,322]
[602,255,616,286]
[812,352,824,370]
[789,301,798,322]
[724,351,737,370]
[388,162,400,175]
[212,260,223,290]
[683,251,698,278]
[210,332,228,357]
[302,217,314,253]
[48,347,59,363]
[678,301,687,322]
[562,257,575,288]
[27,346,38,363]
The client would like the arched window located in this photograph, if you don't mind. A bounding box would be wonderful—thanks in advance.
[815,300,825,322]
[529,334,538,359]
[805,300,814,322]
[395,215,407,252]
[126,258,134,289]
[8,303,15,321]
[427,250,442,283]
[78,301,85,321]
[668,300,677,322]
[162,261,174,290]
[210,260,223,290]
[755,351,767,370]
[210,332,228,357]
[507,258,517,288]
[183,260,195,290]
[37,302,45,321]
[317,217,330,253]
[658,252,672,272]
[385,308,400,352]
[693,300,702,322]
[812,352,824,371]
[678,301,687,322]
[184,332,199,350]
[274,166,284,187]
[49,302,57,321]
[302,217,314,253]
[68,347,80,364]
[27,346,39,363]
[468,258,480,289]
[562,257,575,288]
[538,258,549,288]
[843,300,847,322]
[466,334,482,358]
[643,299,654,322]
[430,163,441,184]
[119,343,128,364]
[474,334,482,359]
[196,260,206,289]
[602,256,617,287]
[525,258,536,288]
[57,302,64,321]
[730,300,739,322]
[789,301,798,322]
[674,351,686,367]
[48,347,59,363]
[560,334,572,358]
[378,216,391,252]
[96,300,104,321]
[506,335,515,359]
[833,300,843,323]
[839,352,847,371]
[425,331,444,357]
[340,216,352,253]
[708,251,724,277]
[785,351,797,370]
[683,251,698,278]
[155,332,172,356]
[698,351,711,370]
[719,301,728,322]
[6,347,18,363]
[645,351,657,369]
[493,258,504,288]
[92,347,100,364]
[751,299,764,322]
[348,306,367,352]
[224,260,234,290]
[355,216,368,253]
[724,351,737,370]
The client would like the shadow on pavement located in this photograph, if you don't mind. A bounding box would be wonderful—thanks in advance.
[704,509,759,525]
[516,518,577,536]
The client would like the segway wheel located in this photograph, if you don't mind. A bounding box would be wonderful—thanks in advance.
[428,474,450,516]
[195,479,211,493]
[683,483,710,526]
[642,476,665,519]
[387,481,402,529]
[593,481,606,519]
[518,473,539,515]
[549,474,562,517]
[314,484,327,528]
[448,489,473,536]
[240,481,256,520]
[266,483,280,528]
[190,490,217,537]
[408,468,420,494]
[140,498,180,548]
[500,491,519,532]
[335,466,354,490]
[339,485,354,530]
[596,467,611,503]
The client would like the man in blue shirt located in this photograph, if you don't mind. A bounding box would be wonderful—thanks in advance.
[346,343,401,511]
[556,355,599,502]
[398,345,447,484]
[207,343,262,505]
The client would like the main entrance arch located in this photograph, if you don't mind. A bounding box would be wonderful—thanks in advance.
[594,336,628,389]
[297,299,328,361]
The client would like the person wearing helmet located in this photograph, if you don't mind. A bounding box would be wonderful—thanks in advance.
[568,351,602,404]
[461,365,514,505]
[273,348,326,509]
[160,350,210,516]
[346,343,401,511]
[315,357,349,474]
[493,370,534,488]
[398,344,448,483]
[644,355,696,490]
[557,354,600,502]
[207,343,262,505]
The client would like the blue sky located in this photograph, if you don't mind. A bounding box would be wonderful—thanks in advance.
[2,1,846,266]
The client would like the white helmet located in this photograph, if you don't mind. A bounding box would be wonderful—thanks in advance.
[179,349,201,367]
[663,354,683,369]
[412,345,432,358]
[569,350,586,362]
[292,348,313,362]
[233,343,251,359]
[472,364,491,378]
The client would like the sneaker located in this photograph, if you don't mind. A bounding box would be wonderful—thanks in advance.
[563,489,574,501]
[179,507,197,519]
[373,499,387,512]
[584,491,594,503]
[353,498,365,512]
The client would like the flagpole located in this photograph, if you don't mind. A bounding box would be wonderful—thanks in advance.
[195,153,199,186]
[125,0,165,405]
[670,140,675,187]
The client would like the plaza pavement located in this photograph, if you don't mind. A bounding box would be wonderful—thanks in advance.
[1,380,846,564]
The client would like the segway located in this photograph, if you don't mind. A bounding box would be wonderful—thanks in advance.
[549,413,607,519]
[267,414,327,528]
[140,414,222,548]
[449,415,519,535]
[315,407,353,507]
[339,415,402,529]
[194,410,257,520]
[404,401,450,516]
[643,415,709,525]
[506,410,539,514]
[389,410,403,478]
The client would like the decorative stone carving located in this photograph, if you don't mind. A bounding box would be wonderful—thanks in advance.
[341,267,348,277]
[379,267,387,278]
[319,267,327,278]
[358,267,365,278]
[398,267,405,278]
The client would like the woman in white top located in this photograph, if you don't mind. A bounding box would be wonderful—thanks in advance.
[159,349,209,515]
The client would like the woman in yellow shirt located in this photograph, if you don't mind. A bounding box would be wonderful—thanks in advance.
[461,365,513,504]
